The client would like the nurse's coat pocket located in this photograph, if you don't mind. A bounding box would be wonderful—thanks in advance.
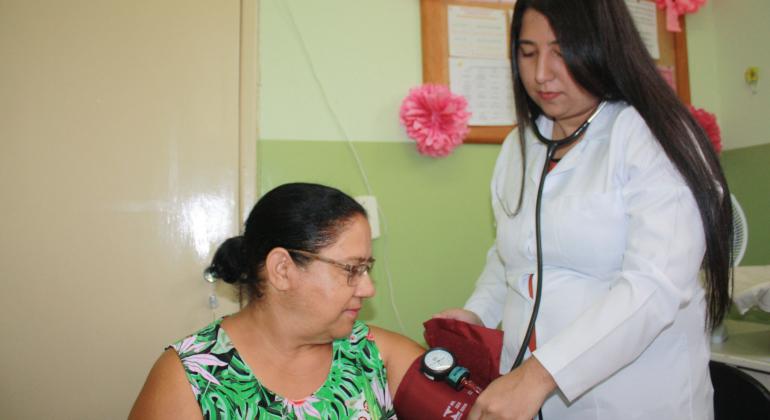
[550,191,626,272]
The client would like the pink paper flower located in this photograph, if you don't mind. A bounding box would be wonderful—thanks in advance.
[689,105,721,154]
[656,0,706,32]
[399,84,471,157]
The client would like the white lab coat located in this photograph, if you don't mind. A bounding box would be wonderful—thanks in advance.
[465,102,714,419]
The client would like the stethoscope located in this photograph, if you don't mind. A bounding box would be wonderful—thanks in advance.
[504,101,608,371]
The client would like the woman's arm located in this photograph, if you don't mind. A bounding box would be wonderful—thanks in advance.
[459,131,521,328]
[461,244,508,327]
[369,325,425,396]
[128,349,203,420]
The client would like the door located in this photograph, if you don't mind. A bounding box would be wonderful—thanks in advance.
[0,1,257,418]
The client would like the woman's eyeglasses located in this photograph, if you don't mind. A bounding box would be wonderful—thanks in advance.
[287,249,375,287]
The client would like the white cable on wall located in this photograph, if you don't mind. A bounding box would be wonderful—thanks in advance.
[281,0,408,335]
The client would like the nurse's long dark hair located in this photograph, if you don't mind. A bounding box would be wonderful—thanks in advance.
[510,0,732,330]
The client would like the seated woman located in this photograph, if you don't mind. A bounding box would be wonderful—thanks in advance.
[129,182,424,419]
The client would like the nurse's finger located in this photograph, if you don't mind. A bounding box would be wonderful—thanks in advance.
[432,308,483,325]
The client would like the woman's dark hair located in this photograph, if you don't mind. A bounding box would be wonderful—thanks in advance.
[510,0,732,330]
[207,183,367,303]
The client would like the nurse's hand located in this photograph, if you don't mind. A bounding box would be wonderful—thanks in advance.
[432,308,482,325]
[467,356,556,420]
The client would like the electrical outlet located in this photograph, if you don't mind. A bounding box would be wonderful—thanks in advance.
[355,195,381,239]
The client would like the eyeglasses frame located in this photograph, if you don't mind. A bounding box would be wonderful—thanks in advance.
[286,248,375,286]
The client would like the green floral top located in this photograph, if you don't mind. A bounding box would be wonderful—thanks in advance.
[171,319,395,420]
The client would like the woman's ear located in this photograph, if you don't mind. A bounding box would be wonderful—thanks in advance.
[264,248,293,291]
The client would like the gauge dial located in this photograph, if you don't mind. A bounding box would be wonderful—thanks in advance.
[424,348,454,371]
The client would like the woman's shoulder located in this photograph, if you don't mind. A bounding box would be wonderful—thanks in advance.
[130,322,217,420]
[365,325,424,365]
[128,348,203,420]
[345,323,424,363]
[364,325,424,395]
[168,318,242,395]
[612,102,648,130]
[168,318,234,362]
[366,324,418,346]
[598,102,658,154]
[340,322,386,361]
[606,102,686,183]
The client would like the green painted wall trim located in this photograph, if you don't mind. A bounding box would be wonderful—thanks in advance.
[258,141,770,333]
[259,140,501,341]
[721,144,770,324]
[721,143,770,266]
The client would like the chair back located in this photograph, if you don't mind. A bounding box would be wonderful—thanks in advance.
[710,360,770,419]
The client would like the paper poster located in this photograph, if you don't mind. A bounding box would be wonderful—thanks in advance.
[448,5,509,59]
[450,57,516,126]
[625,0,660,59]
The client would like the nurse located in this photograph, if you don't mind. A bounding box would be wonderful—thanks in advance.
[436,0,732,419]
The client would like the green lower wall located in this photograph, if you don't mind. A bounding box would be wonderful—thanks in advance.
[259,140,501,341]
[721,143,770,266]
[258,141,770,338]
[721,144,770,323]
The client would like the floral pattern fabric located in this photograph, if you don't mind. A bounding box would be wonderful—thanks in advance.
[171,319,395,420]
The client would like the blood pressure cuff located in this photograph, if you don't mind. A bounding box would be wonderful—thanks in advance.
[392,318,503,418]
[393,356,479,420]
[423,317,503,388]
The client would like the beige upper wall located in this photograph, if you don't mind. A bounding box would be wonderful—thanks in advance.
[0,1,255,418]
[258,0,422,142]
[687,0,770,150]
[259,0,770,149]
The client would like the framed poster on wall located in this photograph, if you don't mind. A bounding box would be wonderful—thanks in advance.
[419,0,691,144]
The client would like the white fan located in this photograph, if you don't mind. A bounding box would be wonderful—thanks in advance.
[711,194,748,343]
[731,193,749,267]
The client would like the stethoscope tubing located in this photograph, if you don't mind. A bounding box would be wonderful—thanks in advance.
[510,102,607,372]
[511,144,556,371]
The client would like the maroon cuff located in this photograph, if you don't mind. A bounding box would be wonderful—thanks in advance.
[393,356,479,419]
